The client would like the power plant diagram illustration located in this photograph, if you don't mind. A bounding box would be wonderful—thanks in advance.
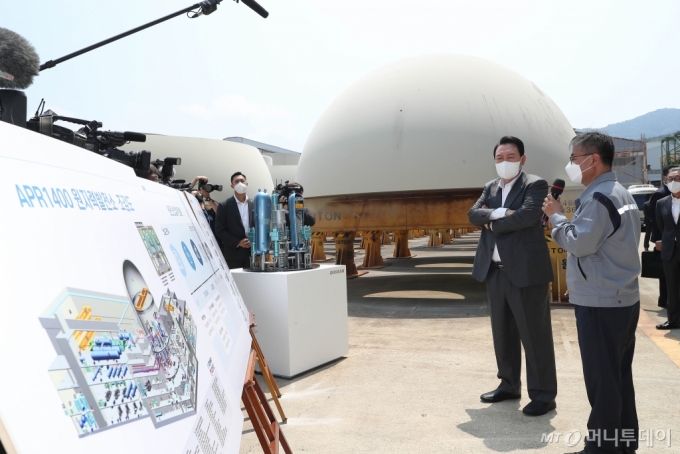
[136,224,172,277]
[39,261,198,437]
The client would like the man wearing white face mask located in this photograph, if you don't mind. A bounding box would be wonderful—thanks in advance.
[654,167,680,330]
[543,132,640,454]
[468,136,557,417]
[215,171,254,269]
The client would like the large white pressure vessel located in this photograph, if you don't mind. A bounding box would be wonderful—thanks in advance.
[297,54,576,198]
[122,134,274,201]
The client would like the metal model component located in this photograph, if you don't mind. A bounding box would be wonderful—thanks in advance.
[248,187,312,271]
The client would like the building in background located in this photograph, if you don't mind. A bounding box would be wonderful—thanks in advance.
[575,131,647,187]
[224,137,300,186]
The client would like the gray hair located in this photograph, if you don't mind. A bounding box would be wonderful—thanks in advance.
[570,132,615,167]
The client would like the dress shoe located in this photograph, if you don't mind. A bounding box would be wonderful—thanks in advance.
[522,399,556,416]
[656,320,680,330]
[479,389,520,403]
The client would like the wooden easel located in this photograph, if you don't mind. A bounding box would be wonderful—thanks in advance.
[242,350,293,454]
[249,313,287,422]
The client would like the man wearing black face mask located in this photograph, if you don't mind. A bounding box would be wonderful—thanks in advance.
[468,135,557,417]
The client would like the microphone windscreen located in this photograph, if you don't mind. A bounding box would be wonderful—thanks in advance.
[0,28,40,90]
[241,0,269,18]
[124,131,146,142]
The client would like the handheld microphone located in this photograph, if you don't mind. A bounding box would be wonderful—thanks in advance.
[0,28,40,127]
[542,178,565,223]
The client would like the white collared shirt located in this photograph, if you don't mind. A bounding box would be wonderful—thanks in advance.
[234,195,250,234]
[489,173,521,263]
[672,196,680,224]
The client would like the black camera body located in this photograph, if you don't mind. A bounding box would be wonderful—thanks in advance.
[26,109,150,171]
[199,182,223,193]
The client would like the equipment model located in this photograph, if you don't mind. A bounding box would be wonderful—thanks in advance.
[248,186,312,271]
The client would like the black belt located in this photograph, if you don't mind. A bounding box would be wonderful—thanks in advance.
[491,262,505,270]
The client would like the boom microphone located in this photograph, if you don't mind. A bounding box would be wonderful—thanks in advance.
[239,0,269,18]
[542,178,565,223]
[0,28,40,90]
[0,28,40,127]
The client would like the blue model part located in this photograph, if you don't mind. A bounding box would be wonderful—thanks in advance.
[79,415,87,428]
[253,190,272,255]
[122,365,128,377]
[302,225,312,241]
[288,192,299,250]
[248,228,256,257]
[92,367,101,381]
[76,396,91,412]
[94,337,112,347]
[132,383,137,397]
[91,350,121,361]
[118,332,131,341]
[271,227,280,257]
[85,412,96,426]
[107,367,114,378]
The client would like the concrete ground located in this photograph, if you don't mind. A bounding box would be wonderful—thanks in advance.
[239,232,680,454]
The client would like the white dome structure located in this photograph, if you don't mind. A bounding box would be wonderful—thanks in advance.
[298,54,575,197]
[122,135,273,200]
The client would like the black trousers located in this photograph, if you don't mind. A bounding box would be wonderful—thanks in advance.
[575,302,639,454]
[485,267,557,402]
[663,245,680,324]
[643,227,651,250]
[659,275,668,306]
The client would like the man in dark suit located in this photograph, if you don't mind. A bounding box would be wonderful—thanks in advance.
[650,166,673,307]
[215,171,254,269]
[642,200,652,250]
[655,167,680,330]
[468,136,557,417]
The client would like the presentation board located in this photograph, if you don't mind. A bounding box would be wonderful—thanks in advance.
[0,122,251,453]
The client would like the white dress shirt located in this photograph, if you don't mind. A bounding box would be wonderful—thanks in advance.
[489,173,521,263]
[672,196,680,224]
[234,195,250,235]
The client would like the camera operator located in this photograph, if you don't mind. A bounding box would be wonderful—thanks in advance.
[189,176,221,245]
[279,182,315,227]
[195,178,219,214]
[134,164,161,182]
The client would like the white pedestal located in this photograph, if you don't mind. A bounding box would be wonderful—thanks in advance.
[231,264,349,378]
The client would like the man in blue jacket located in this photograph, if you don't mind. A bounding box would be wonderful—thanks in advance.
[543,132,640,454]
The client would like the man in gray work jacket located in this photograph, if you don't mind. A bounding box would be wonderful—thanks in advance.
[543,132,640,454]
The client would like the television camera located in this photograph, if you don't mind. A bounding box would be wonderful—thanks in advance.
[27,106,151,171]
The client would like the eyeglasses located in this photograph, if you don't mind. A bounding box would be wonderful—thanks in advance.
[667,175,680,182]
[569,153,595,164]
